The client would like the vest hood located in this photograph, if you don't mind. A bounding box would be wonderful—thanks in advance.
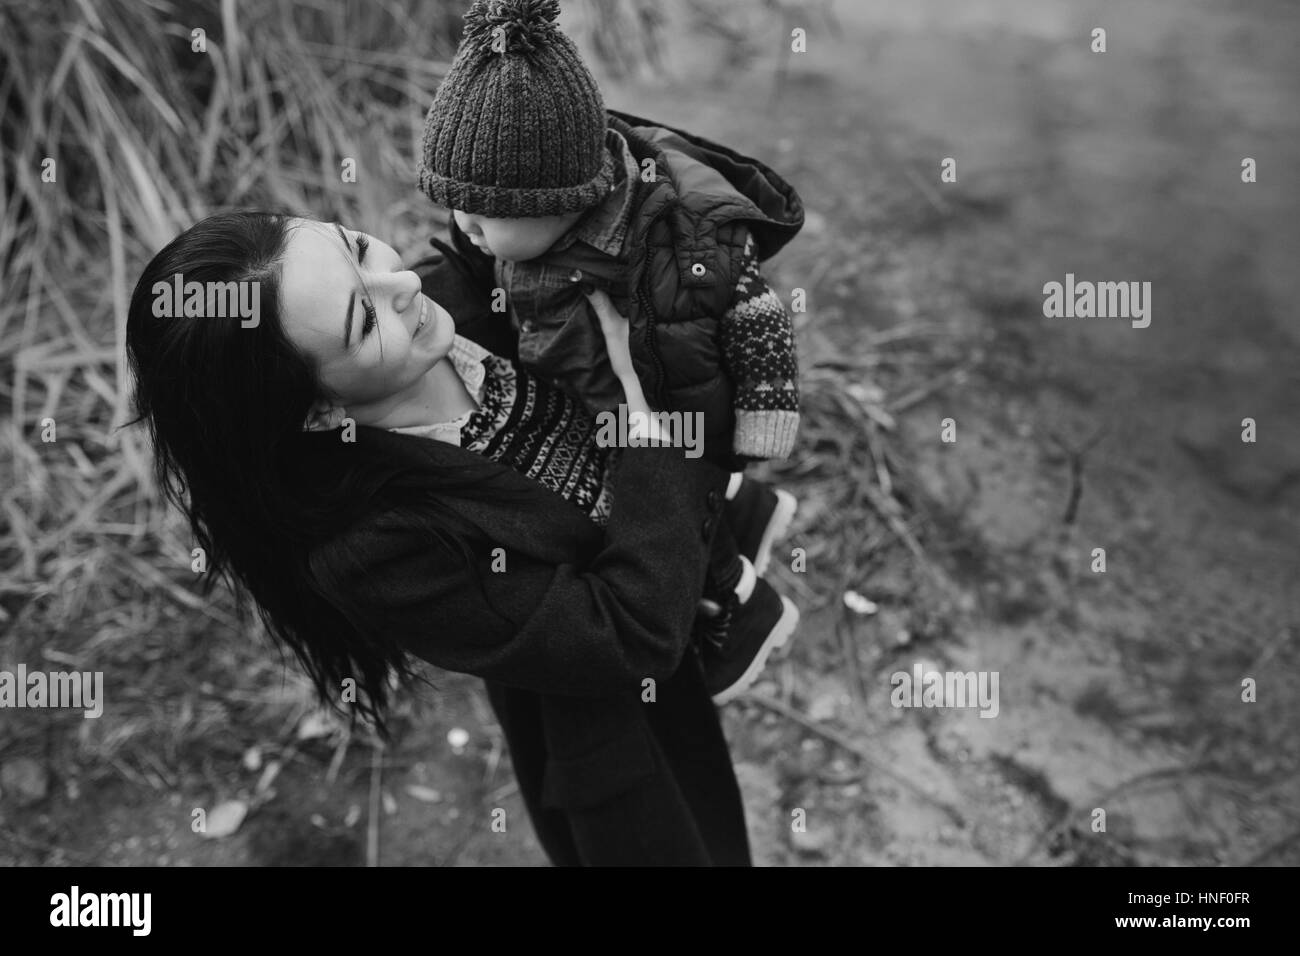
[607,108,804,260]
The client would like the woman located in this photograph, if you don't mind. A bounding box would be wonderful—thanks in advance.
[125,211,751,865]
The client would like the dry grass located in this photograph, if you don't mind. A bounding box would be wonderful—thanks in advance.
[0,0,938,863]
[0,0,672,846]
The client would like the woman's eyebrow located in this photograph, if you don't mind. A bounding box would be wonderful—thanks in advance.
[333,222,353,255]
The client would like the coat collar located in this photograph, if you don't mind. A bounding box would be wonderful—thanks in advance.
[356,425,605,565]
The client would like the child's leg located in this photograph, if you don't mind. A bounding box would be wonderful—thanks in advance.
[695,510,800,704]
[702,518,745,607]
[724,472,798,578]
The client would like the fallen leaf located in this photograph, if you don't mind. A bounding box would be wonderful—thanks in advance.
[254,760,282,797]
[296,710,338,741]
[843,590,879,615]
[405,785,442,803]
[202,799,248,839]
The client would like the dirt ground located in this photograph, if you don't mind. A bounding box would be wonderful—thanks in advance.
[701,0,1300,866]
[3,0,1296,866]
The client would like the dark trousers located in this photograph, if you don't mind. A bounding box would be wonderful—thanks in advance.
[483,655,752,866]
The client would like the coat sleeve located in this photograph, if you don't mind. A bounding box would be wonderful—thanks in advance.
[329,445,731,698]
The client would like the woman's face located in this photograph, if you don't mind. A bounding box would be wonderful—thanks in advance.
[278,218,456,410]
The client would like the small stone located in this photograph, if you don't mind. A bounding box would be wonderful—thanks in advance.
[843,590,879,615]
[201,799,248,839]
[0,758,48,807]
[790,824,835,855]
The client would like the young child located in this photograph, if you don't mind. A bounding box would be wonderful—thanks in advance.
[417,0,804,703]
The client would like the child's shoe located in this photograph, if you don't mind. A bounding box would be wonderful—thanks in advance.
[697,558,799,705]
[724,474,797,576]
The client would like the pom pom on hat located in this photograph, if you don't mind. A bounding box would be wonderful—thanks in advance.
[464,0,562,56]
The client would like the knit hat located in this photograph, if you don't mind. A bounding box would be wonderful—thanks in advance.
[418,0,614,218]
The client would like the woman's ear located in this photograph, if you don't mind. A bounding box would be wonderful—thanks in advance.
[303,400,347,432]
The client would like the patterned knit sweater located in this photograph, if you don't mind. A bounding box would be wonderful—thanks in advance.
[390,335,616,527]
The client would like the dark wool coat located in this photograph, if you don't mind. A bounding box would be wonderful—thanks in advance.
[311,247,753,866]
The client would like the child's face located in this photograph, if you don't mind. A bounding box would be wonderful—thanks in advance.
[453,209,583,262]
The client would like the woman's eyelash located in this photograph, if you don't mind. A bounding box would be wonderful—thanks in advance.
[361,298,377,337]
[353,233,374,338]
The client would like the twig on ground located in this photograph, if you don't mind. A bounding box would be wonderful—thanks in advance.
[887,365,970,414]
[862,420,893,497]
[488,780,518,804]
[835,614,868,713]
[1239,828,1300,867]
[0,826,96,864]
[1245,626,1295,674]
[1047,426,1107,526]
[482,731,503,789]
[896,160,952,218]
[366,741,383,868]
[325,729,350,786]
[1013,757,1220,865]
[863,323,949,348]
[738,689,967,828]
[862,481,928,568]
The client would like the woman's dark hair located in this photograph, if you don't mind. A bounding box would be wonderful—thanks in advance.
[125,211,522,734]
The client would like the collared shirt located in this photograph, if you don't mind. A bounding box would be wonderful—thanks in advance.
[389,334,492,446]
[494,128,641,414]
[550,127,641,258]
[389,334,617,525]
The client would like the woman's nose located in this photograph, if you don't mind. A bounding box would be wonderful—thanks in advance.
[373,268,423,311]
[396,269,422,310]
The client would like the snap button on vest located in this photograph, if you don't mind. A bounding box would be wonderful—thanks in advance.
[690,263,706,277]
[568,269,583,283]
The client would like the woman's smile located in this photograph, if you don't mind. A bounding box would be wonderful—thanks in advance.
[413,294,429,339]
